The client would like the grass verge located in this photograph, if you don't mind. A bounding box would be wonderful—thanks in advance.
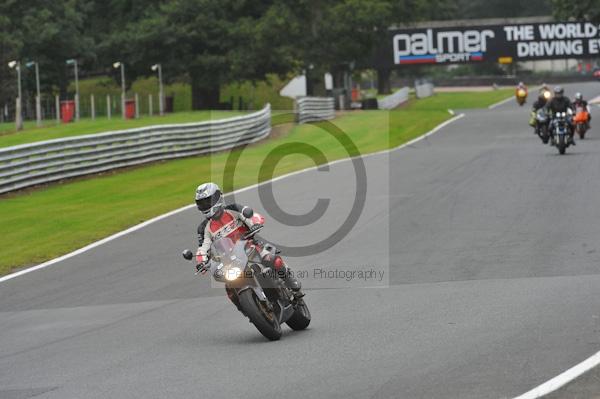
[0,90,511,275]
[408,90,512,110]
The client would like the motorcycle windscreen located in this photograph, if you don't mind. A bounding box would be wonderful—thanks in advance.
[211,237,235,260]
[210,238,249,265]
[231,240,249,265]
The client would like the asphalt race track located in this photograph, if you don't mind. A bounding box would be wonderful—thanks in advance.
[1,82,600,399]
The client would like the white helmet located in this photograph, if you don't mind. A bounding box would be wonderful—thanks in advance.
[575,92,583,101]
[195,182,224,218]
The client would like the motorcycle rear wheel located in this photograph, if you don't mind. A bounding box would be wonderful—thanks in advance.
[239,290,282,341]
[286,298,311,331]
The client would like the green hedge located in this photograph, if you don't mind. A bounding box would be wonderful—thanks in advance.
[69,74,293,116]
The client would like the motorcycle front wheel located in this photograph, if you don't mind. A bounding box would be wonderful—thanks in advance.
[558,135,566,155]
[239,289,282,341]
[540,125,549,144]
[286,298,311,331]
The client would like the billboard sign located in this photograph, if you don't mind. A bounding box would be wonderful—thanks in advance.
[376,21,600,68]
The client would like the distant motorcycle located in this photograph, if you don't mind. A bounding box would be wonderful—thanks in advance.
[516,88,528,106]
[182,208,310,341]
[550,109,573,155]
[573,106,590,139]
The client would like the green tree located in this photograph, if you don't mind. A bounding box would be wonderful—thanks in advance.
[265,0,398,94]
[443,0,551,19]
[0,5,23,113]
[85,0,164,90]
[15,0,93,98]
[552,0,600,21]
[97,0,293,109]
[270,0,461,95]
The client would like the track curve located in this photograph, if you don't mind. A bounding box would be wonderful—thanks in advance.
[1,82,599,399]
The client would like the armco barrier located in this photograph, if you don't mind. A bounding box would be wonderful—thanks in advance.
[296,97,335,124]
[378,87,409,110]
[415,83,434,99]
[0,105,271,195]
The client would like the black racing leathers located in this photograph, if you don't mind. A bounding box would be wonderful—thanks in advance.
[545,96,572,114]
[546,96,574,140]
[532,98,547,111]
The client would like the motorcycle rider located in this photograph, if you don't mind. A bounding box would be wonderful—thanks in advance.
[540,83,552,100]
[572,92,592,126]
[194,182,302,294]
[516,81,528,104]
[529,90,550,129]
[545,86,575,145]
[533,89,549,111]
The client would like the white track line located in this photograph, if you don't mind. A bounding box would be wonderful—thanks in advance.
[488,95,514,109]
[513,350,600,399]
[0,113,464,283]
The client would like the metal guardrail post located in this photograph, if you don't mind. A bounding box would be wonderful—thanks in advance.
[107,95,111,120]
[91,95,95,120]
[55,95,60,124]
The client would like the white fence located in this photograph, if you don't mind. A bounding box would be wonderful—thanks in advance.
[415,83,435,99]
[378,87,410,110]
[296,97,335,124]
[0,105,271,195]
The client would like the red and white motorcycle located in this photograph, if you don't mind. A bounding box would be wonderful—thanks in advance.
[182,208,310,341]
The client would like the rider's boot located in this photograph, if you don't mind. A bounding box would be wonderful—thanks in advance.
[262,253,304,296]
[284,275,304,298]
[282,269,302,292]
[276,262,303,294]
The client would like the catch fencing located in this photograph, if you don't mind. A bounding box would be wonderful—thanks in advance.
[0,105,271,195]
[296,97,335,124]
[378,87,410,109]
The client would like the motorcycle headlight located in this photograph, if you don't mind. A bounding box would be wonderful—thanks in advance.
[225,266,242,281]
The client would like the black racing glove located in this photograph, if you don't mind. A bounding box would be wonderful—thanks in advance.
[245,224,263,238]
[196,262,209,275]
[249,224,263,233]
